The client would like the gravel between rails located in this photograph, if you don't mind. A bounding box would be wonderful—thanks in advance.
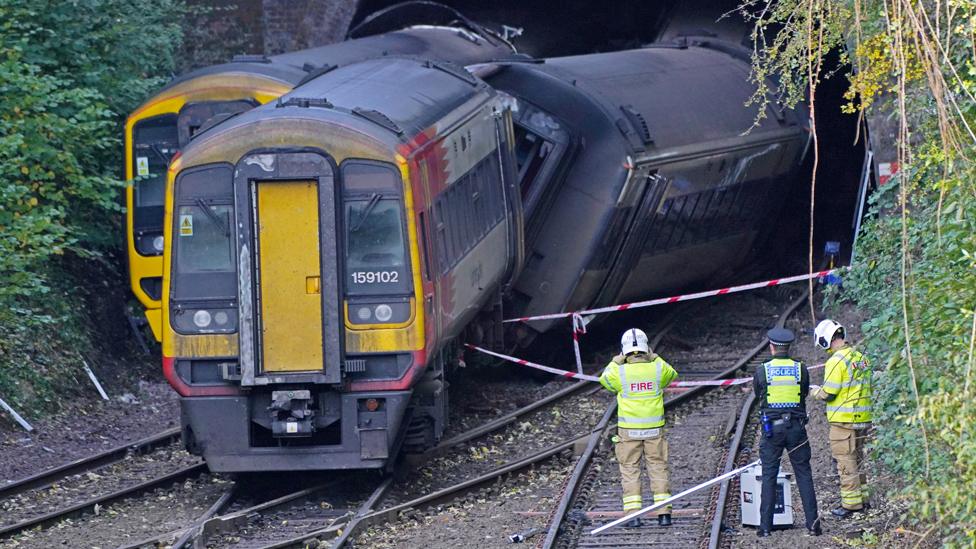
[2,473,231,548]
[356,291,791,548]
[0,441,200,531]
[356,456,577,549]
[390,392,612,506]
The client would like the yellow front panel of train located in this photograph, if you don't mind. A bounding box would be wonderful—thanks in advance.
[257,180,323,373]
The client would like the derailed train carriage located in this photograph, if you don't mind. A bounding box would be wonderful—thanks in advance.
[127,22,516,341]
[475,37,809,345]
[161,39,807,472]
[163,57,523,471]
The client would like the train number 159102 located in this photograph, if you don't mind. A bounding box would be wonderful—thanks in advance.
[351,270,399,284]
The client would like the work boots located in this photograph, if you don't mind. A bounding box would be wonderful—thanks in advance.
[831,506,865,519]
[658,513,672,526]
[624,517,642,528]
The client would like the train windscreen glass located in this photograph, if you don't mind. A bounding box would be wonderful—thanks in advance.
[171,165,237,304]
[132,114,178,255]
[342,162,411,297]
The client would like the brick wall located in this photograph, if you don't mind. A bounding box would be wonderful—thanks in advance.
[262,0,359,54]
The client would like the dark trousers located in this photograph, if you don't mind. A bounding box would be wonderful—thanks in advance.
[759,419,819,530]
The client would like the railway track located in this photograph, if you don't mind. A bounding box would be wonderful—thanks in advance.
[227,292,797,548]
[0,331,644,548]
[1,288,807,549]
[541,290,809,549]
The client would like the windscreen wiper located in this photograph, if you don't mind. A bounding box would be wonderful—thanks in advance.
[351,193,382,232]
[196,198,229,237]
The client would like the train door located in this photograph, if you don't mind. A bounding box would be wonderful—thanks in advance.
[255,180,323,372]
[235,152,343,385]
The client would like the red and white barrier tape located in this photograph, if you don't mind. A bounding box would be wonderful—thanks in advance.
[464,344,600,382]
[504,269,839,323]
[465,343,827,386]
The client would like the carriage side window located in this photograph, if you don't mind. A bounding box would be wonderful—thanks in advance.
[431,152,505,274]
[341,161,412,296]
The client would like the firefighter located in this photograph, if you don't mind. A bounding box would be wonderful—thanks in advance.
[812,319,873,518]
[753,328,821,537]
[599,328,678,528]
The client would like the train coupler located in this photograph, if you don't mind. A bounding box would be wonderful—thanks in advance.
[269,390,315,437]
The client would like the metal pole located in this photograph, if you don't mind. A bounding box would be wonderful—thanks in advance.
[82,359,110,401]
[591,459,761,535]
[850,149,873,266]
[0,397,34,432]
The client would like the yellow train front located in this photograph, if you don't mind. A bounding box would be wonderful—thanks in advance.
[125,24,516,342]
[161,57,523,471]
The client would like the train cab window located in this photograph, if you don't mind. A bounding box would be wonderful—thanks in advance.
[341,161,412,296]
[175,204,234,273]
[170,164,237,302]
[132,114,178,255]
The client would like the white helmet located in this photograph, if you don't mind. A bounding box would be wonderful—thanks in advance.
[814,319,845,349]
[621,328,649,355]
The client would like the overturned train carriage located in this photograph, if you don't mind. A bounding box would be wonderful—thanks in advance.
[127,25,517,341]
[478,38,810,344]
[162,57,523,471]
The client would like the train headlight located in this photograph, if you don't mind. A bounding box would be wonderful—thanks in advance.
[193,310,212,328]
[152,235,164,253]
[347,301,412,325]
[171,306,237,334]
[374,304,393,322]
[356,307,372,321]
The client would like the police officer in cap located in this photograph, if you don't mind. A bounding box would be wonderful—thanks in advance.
[752,327,821,537]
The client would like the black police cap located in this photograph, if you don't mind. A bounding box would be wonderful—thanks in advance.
[767,328,795,345]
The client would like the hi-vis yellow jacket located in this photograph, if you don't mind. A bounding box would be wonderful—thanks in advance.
[599,353,678,429]
[822,346,872,423]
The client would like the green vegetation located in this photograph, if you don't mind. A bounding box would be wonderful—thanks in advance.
[0,0,184,410]
[742,0,976,544]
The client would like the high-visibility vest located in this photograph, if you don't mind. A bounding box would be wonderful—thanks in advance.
[599,354,677,429]
[822,347,872,423]
[763,358,802,409]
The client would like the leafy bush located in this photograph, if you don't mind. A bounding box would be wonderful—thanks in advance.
[0,0,184,410]
[741,0,976,544]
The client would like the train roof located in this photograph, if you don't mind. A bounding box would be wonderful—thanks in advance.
[158,26,514,94]
[486,39,807,157]
[183,56,493,156]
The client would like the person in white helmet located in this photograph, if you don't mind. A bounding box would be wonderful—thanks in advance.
[812,319,873,518]
[599,328,678,528]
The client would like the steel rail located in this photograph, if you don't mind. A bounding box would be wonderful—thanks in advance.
[538,309,698,549]
[705,286,810,548]
[256,432,590,549]
[170,486,237,549]
[707,393,756,548]
[0,427,181,500]
[114,478,346,549]
[0,461,206,538]
[421,380,598,460]
[540,289,810,547]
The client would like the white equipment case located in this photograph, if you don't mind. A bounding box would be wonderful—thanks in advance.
[740,463,794,527]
